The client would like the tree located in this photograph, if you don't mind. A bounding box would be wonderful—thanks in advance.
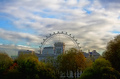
[85,58,93,68]
[6,62,21,79]
[59,53,69,77]
[103,35,120,72]
[101,67,120,79]
[15,53,57,79]
[79,58,120,79]
[0,53,13,78]
[37,62,57,79]
[92,58,111,69]
[16,54,39,79]
[59,48,86,78]
[42,56,60,79]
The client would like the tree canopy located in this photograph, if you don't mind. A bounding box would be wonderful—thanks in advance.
[79,58,120,79]
[0,52,13,78]
[103,35,120,72]
[15,53,57,79]
[58,48,86,78]
[0,53,57,79]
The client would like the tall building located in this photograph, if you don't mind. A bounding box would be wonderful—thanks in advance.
[54,42,65,55]
[42,47,54,55]
[42,42,65,55]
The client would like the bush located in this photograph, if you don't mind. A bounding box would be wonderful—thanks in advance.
[79,58,120,79]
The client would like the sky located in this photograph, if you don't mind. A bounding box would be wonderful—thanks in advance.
[0,0,120,56]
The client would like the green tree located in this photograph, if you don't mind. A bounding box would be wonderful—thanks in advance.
[6,65,21,79]
[0,53,13,78]
[16,53,39,78]
[16,55,39,79]
[59,53,69,77]
[37,62,57,79]
[93,58,111,69]
[59,48,86,78]
[15,53,57,79]
[103,35,120,72]
[79,58,120,79]
[44,56,61,79]
[85,58,93,68]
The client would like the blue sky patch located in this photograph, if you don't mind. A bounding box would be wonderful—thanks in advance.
[111,31,120,34]
[83,8,92,14]
[118,16,120,20]
[77,0,80,2]
[43,9,51,12]
[0,18,16,30]
[0,39,13,45]
[0,18,36,34]
[33,12,58,19]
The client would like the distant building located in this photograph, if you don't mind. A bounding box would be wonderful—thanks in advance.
[36,42,65,61]
[16,42,101,78]
[11,56,18,60]
[38,42,101,61]
[54,42,65,54]
[83,50,101,61]
[90,50,100,59]
[18,50,35,56]
[83,50,100,62]
[83,52,89,58]
[42,47,54,55]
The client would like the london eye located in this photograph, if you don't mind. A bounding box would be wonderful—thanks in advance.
[39,31,81,54]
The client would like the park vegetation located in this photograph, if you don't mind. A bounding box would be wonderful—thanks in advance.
[0,35,120,79]
[79,58,120,79]
[0,53,57,79]
[79,35,120,79]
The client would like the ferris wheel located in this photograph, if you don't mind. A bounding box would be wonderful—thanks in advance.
[39,31,81,54]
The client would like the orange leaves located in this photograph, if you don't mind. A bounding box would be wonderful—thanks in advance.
[9,63,18,70]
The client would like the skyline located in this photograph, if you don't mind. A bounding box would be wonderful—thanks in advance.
[0,0,120,56]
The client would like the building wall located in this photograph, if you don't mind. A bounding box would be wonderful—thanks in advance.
[42,47,54,55]
[54,42,65,55]
[18,50,34,56]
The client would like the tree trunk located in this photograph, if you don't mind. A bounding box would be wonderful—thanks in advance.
[76,68,77,78]
[72,71,75,79]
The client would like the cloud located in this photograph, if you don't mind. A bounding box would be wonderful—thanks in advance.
[0,44,38,56]
[98,0,120,11]
[0,28,41,43]
[0,0,120,55]
[99,0,120,4]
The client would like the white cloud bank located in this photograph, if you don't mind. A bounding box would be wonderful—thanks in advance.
[0,0,120,55]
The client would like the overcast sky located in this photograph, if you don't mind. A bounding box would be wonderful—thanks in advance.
[0,0,120,56]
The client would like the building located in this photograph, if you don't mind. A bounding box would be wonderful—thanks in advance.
[83,52,89,58]
[83,50,100,59]
[11,55,18,60]
[38,47,55,61]
[37,42,65,61]
[42,47,54,55]
[54,42,65,54]
[16,43,101,78]
[90,50,101,59]
[82,50,101,62]
[18,50,35,56]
